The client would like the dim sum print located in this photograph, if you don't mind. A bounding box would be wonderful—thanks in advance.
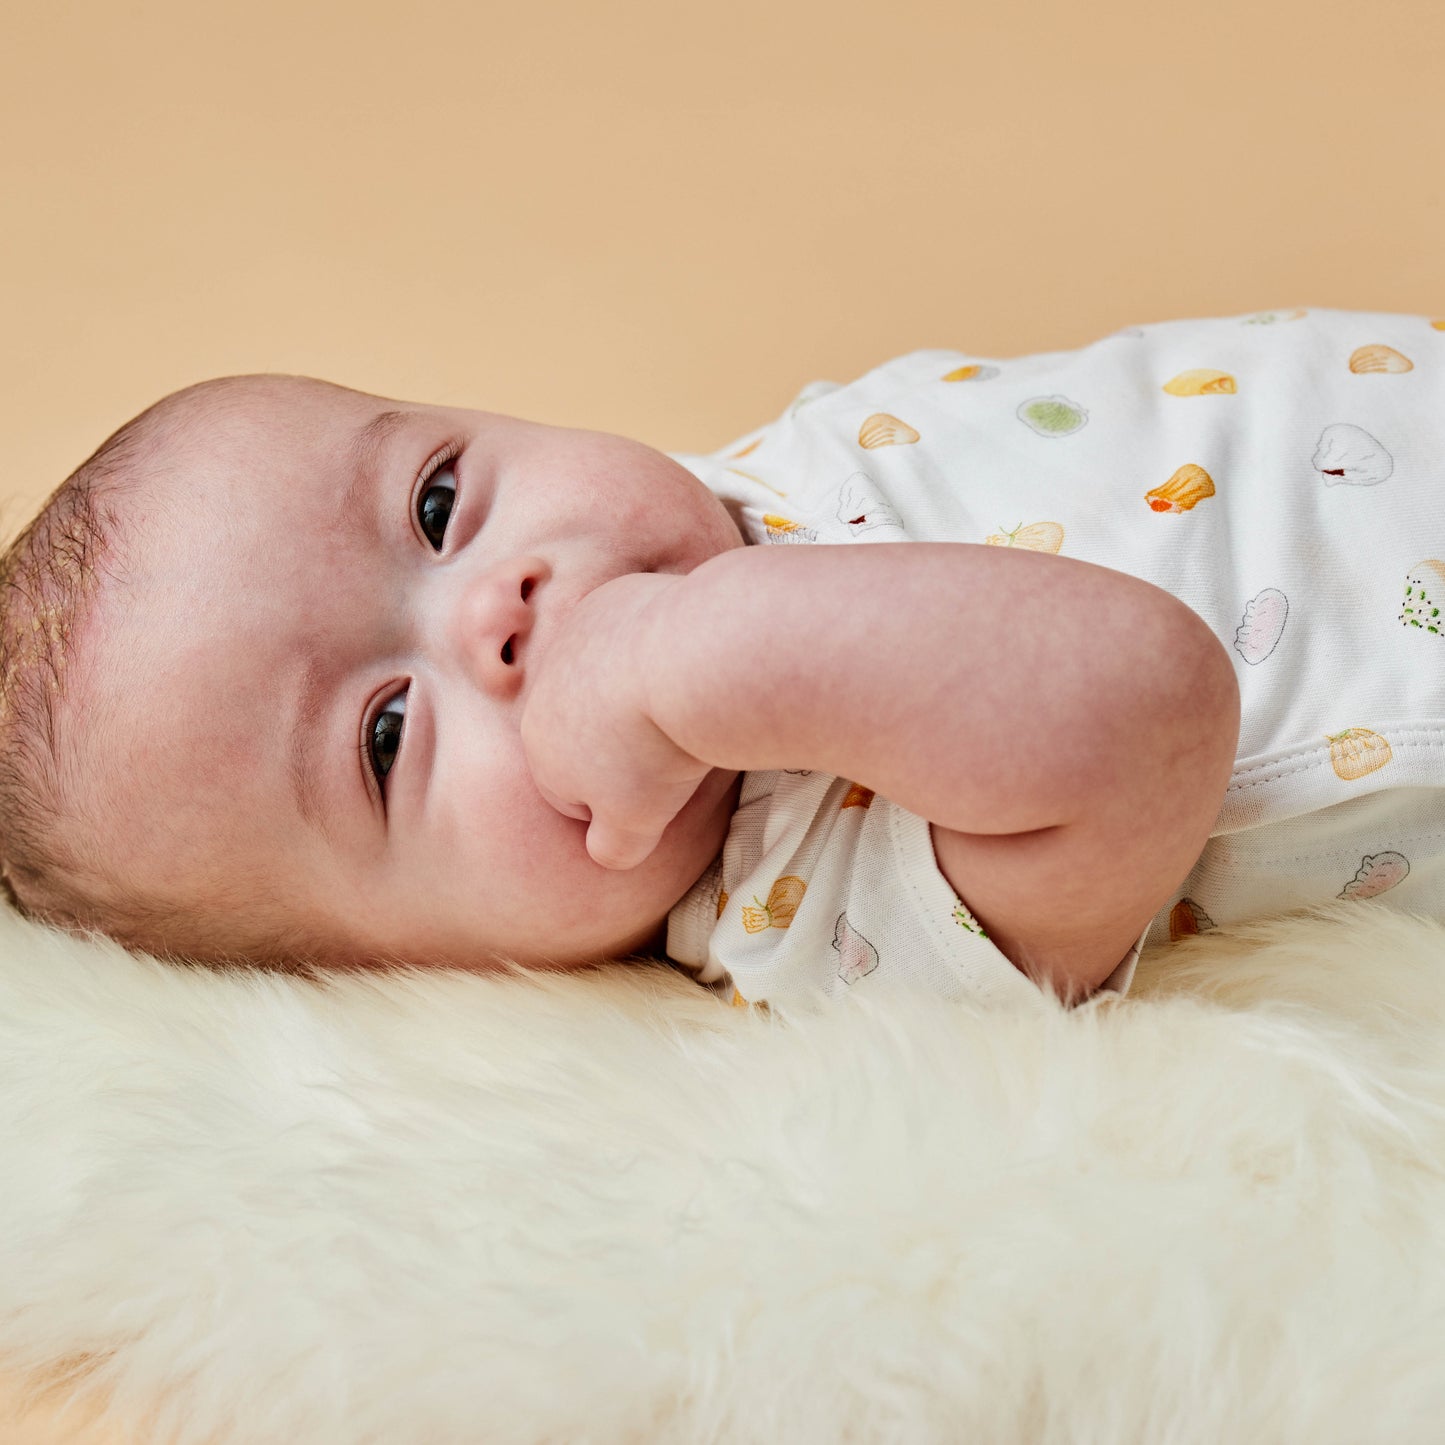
[1241,309,1308,324]
[941,362,1002,382]
[1169,897,1216,940]
[858,413,921,449]
[1234,587,1289,665]
[1017,395,1088,437]
[1348,344,1414,374]
[1312,424,1394,487]
[1326,727,1393,782]
[1162,369,1237,396]
[741,875,808,934]
[984,520,1065,553]
[1145,463,1216,513]
[831,913,880,985]
[762,513,820,545]
[1401,559,1445,634]
[1338,850,1411,901]
[833,473,906,537]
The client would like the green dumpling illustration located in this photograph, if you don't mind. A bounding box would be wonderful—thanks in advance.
[1402,560,1445,634]
[1017,394,1088,437]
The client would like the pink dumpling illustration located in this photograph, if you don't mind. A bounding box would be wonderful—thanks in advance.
[831,912,880,984]
[1338,850,1410,901]
[1234,587,1289,665]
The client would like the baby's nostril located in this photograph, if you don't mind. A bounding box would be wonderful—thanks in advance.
[501,637,515,664]
[520,578,534,601]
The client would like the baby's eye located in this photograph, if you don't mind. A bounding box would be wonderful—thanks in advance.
[369,693,406,785]
[417,465,456,551]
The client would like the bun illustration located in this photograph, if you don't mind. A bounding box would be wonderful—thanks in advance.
[1348,344,1414,373]
[858,413,920,449]
[1312,423,1394,487]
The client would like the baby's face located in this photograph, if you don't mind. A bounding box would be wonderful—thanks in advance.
[74,376,746,969]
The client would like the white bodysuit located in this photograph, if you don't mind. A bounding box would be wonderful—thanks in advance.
[664,307,1445,1012]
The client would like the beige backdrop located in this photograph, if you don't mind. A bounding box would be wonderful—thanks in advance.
[1,0,1443,1437]
[4,0,1445,537]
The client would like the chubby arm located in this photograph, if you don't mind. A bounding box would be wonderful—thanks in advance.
[634,543,1240,998]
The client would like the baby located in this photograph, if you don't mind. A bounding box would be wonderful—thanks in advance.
[2,306,1441,1013]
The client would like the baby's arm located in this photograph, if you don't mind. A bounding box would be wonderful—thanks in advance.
[527,544,1241,1000]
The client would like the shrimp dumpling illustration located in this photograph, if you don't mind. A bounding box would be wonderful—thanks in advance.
[1145,463,1216,513]
[1401,559,1445,634]
[858,413,920,449]
[1017,395,1088,437]
[831,913,880,985]
[1234,587,1289,665]
[1162,369,1237,396]
[1338,851,1411,901]
[1312,423,1394,487]
[1348,344,1414,374]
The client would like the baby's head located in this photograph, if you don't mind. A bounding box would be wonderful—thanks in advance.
[0,375,745,972]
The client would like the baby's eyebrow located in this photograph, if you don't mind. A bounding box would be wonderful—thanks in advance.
[343,408,413,519]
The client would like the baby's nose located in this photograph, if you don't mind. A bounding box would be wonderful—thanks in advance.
[452,555,549,698]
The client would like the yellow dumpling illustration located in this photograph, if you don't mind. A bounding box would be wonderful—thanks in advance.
[1163,369,1237,396]
[984,520,1065,553]
[840,783,875,809]
[716,888,729,920]
[858,413,921,449]
[1348,344,1414,373]
[1326,728,1392,781]
[741,875,807,933]
[762,513,819,544]
[1432,320,1445,331]
[1146,464,1216,513]
[941,363,1001,382]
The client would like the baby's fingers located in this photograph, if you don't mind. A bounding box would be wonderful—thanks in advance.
[585,818,664,872]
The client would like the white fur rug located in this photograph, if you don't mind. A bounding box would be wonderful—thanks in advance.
[3,898,1445,1445]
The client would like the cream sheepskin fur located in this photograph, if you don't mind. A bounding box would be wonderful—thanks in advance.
[2,897,1445,1444]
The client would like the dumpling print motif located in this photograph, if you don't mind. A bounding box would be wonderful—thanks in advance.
[1401,560,1445,635]
[1326,728,1392,781]
[1169,898,1216,940]
[1234,587,1289,665]
[951,901,986,937]
[1146,463,1215,513]
[832,913,880,985]
[840,783,874,809]
[1017,395,1088,437]
[1312,424,1394,487]
[984,520,1065,553]
[941,363,1001,382]
[1348,345,1414,373]
[762,513,819,545]
[858,413,920,449]
[1163,369,1237,396]
[1338,851,1410,901]
[832,473,906,537]
[1241,309,1308,325]
[741,875,807,933]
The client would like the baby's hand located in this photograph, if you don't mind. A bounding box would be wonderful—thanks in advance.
[519,571,714,870]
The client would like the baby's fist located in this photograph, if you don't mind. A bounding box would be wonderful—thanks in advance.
[520,571,712,870]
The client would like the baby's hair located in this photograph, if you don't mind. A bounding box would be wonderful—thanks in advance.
[0,377,392,973]
[0,409,148,927]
